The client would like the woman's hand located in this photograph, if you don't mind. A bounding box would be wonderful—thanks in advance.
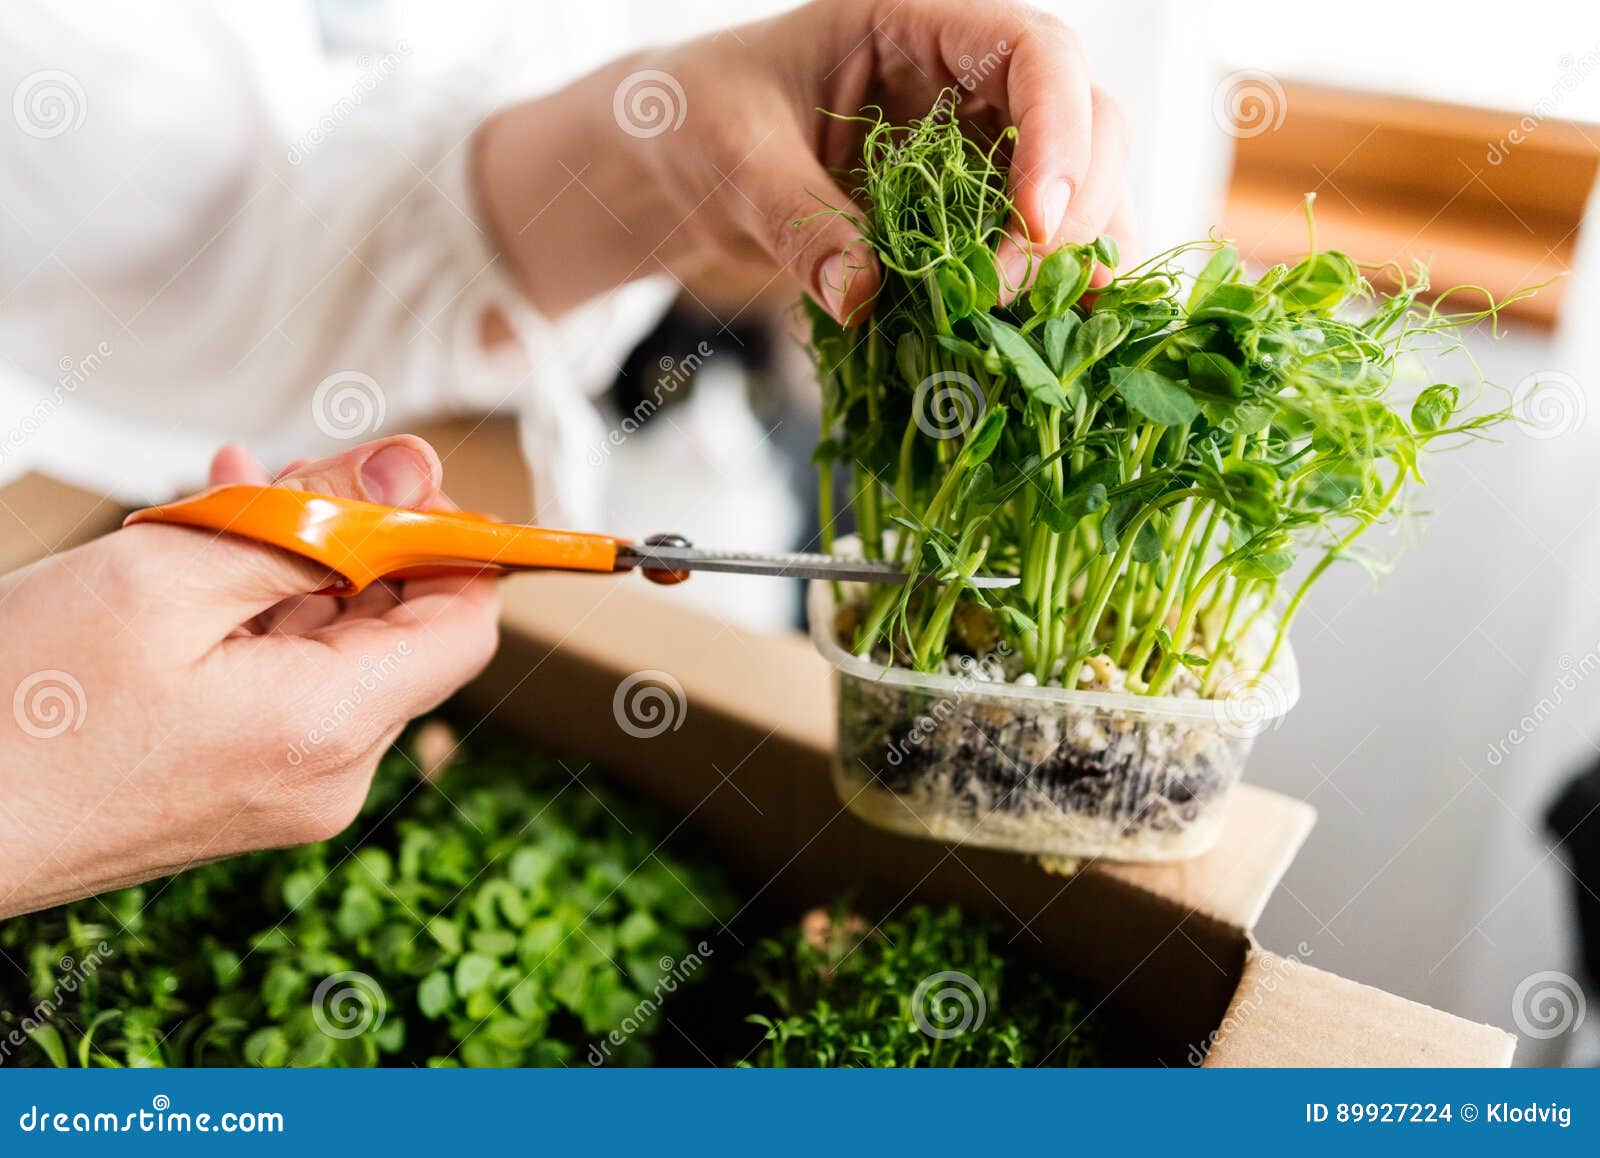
[0,436,500,918]
[476,0,1133,323]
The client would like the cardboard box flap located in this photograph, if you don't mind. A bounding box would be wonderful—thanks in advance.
[1203,949,1517,1067]
[491,572,1314,934]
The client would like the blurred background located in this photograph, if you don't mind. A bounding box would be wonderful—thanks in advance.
[5,0,1600,1063]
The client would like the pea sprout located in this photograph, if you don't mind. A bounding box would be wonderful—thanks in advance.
[808,97,1535,696]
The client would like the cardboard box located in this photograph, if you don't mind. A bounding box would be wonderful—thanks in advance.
[462,568,1517,1066]
[1,417,1517,1066]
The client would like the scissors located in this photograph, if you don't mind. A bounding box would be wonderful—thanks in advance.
[126,485,1018,595]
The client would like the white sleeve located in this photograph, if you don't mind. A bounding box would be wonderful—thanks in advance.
[0,2,670,519]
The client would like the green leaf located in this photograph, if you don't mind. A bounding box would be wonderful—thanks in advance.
[427,917,463,956]
[959,405,1007,467]
[469,929,519,957]
[418,971,453,1018]
[1233,546,1296,580]
[1154,628,1209,668]
[987,319,1066,407]
[454,953,497,997]
[1112,366,1200,426]
[1280,250,1358,312]
[26,1022,68,1068]
[1042,312,1081,374]
[1068,311,1131,369]
[1214,459,1282,526]
[1093,235,1120,269]
[1041,460,1117,532]
[282,869,320,910]
[1411,383,1459,434]
[1028,245,1092,317]
[336,887,384,938]
[1187,245,1237,311]
[895,331,925,388]
[1186,352,1245,400]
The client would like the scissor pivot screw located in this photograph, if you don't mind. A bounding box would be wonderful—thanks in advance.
[640,533,692,586]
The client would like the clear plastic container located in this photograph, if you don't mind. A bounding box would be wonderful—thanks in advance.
[807,578,1299,862]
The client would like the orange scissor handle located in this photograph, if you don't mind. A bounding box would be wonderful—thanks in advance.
[125,485,623,594]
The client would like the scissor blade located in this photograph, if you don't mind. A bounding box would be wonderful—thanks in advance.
[614,545,1018,588]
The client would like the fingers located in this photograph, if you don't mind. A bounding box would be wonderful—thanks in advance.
[1052,88,1128,246]
[274,434,441,507]
[209,442,271,486]
[866,1,1099,248]
[1092,185,1140,289]
[732,121,882,325]
[157,436,448,644]
[1001,20,1095,246]
[299,574,502,722]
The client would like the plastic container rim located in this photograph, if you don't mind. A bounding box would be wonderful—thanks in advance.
[806,575,1301,725]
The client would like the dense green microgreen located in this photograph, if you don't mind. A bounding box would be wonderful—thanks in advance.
[0,730,731,1067]
[738,904,1103,1067]
[809,99,1531,692]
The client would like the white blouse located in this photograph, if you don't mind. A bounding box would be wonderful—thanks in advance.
[0,0,671,523]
